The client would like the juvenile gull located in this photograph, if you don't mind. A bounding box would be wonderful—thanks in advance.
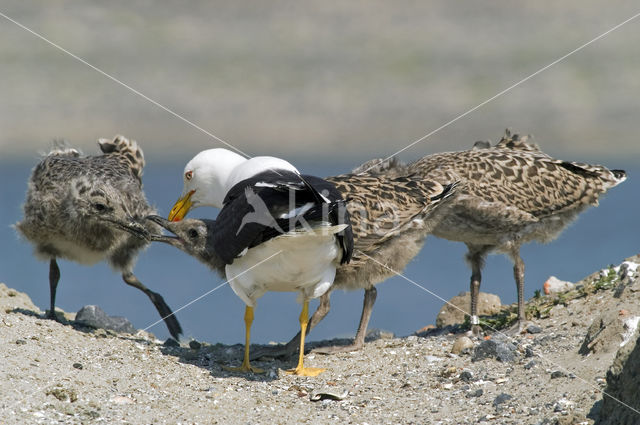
[169,150,353,376]
[409,129,627,333]
[15,136,182,340]
[166,151,455,359]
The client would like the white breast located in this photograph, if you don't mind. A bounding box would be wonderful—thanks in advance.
[41,238,106,265]
[225,227,342,307]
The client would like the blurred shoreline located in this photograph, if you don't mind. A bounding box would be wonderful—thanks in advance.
[1,1,639,160]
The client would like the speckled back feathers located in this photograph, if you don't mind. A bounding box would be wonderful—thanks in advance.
[409,129,625,246]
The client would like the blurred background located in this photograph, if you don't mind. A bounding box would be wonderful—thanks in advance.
[0,1,638,344]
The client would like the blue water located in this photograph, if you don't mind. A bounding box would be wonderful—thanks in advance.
[0,155,637,344]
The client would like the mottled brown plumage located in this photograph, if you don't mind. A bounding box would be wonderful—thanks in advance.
[16,136,183,340]
[250,160,456,357]
[409,129,626,333]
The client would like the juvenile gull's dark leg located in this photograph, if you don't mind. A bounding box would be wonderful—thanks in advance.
[313,286,377,354]
[511,246,527,331]
[466,245,488,336]
[47,258,61,320]
[121,271,183,340]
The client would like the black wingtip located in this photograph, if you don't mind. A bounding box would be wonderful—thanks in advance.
[612,169,627,180]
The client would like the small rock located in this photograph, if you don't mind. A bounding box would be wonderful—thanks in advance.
[46,386,78,403]
[75,305,136,334]
[472,334,518,363]
[526,325,543,334]
[72,363,83,370]
[553,398,575,412]
[415,324,436,334]
[579,310,630,355]
[452,336,474,355]
[441,366,457,378]
[310,389,348,402]
[550,370,567,379]
[493,393,513,407]
[459,370,475,382]
[524,346,535,358]
[524,360,537,370]
[436,292,502,327]
[543,276,575,294]
[110,395,135,405]
[15,339,26,345]
[164,338,180,347]
[189,340,202,350]
[365,328,394,341]
[466,388,483,398]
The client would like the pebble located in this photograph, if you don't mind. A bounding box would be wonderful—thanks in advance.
[310,389,348,402]
[550,370,568,379]
[110,396,135,405]
[466,389,483,398]
[73,362,83,370]
[441,366,457,378]
[543,276,575,294]
[526,325,543,334]
[524,346,535,358]
[553,398,575,412]
[15,339,26,345]
[459,370,474,382]
[189,340,202,350]
[164,338,180,348]
[451,336,474,355]
[493,393,512,406]
[75,305,136,334]
[46,386,78,402]
[472,335,518,363]
[365,328,394,341]
[524,360,537,370]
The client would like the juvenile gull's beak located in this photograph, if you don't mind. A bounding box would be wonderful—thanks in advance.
[102,217,150,241]
[145,215,183,247]
[168,190,195,222]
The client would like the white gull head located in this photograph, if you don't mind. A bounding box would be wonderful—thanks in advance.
[180,148,300,209]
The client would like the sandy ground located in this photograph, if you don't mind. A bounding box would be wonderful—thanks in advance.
[1,255,639,424]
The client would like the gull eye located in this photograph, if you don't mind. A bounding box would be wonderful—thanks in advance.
[185,171,193,181]
[93,203,107,213]
[188,228,198,239]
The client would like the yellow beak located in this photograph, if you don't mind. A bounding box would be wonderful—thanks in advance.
[168,190,195,222]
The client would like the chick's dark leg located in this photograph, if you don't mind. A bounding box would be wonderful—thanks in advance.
[511,246,527,331]
[466,245,487,336]
[250,291,331,360]
[47,258,61,320]
[121,271,183,340]
[313,286,377,354]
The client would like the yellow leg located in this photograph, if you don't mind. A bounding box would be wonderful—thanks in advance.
[223,306,264,374]
[285,300,326,377]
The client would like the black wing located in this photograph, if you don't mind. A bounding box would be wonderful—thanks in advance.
[301,175,353,265]
[212,170,353,265]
